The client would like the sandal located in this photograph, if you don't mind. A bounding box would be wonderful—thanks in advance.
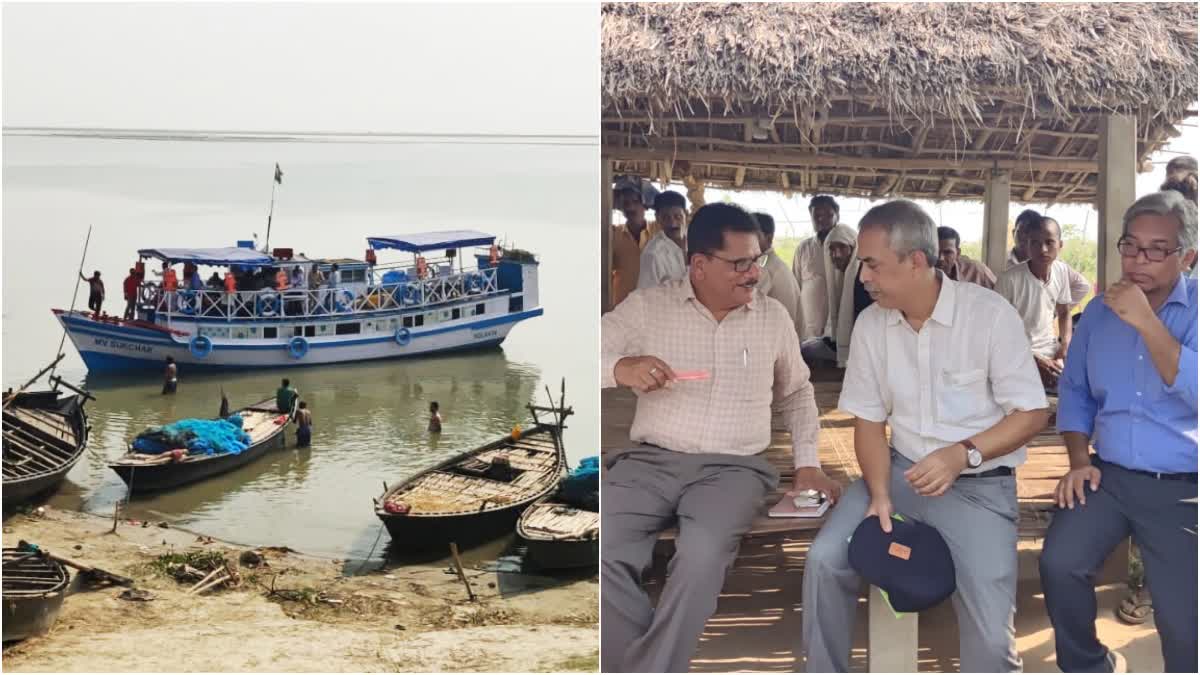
[1116,587,1153,625]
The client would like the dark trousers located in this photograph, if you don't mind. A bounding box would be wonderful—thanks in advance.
[123,298,136,320]
[88,293,103,314]
[1040,457,1197,672]
[162,379,177,395]
[296,426,311,448]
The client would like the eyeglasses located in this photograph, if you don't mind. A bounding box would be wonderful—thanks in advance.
[705,252,768,273]
[1116,238,1183,263]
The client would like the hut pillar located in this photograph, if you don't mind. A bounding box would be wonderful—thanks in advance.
[982,169,1011,276]
[1097,114,1137,289]
[602,157,613,313]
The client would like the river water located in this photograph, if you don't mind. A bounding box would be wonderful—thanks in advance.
[2,134,598,564]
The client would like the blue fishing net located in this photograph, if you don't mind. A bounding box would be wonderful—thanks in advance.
[133,415,252,456]
[559,456,599,509]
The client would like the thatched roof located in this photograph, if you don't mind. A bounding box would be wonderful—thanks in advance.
[602,2,1199,203]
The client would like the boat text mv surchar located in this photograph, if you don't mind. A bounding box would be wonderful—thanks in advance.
[55,230,542,372]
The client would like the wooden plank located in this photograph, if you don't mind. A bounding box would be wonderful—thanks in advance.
[868,587,919,672]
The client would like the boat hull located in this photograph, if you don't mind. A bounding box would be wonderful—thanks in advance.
[55,308,542,373]
[109,422,287,493]
[523,537,599,571]
[2,587,67,642]
[2,391,90,508]
[378,503,532,553]
[2,550,70,643]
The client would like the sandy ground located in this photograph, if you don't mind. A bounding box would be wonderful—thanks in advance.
[2,508,598,672]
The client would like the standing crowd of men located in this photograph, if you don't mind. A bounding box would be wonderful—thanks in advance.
[603,156,1197,673]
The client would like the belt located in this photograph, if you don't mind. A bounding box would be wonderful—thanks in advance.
[958,466,1014,479]
[1095,457,1198,483]
[889,447,1013,479]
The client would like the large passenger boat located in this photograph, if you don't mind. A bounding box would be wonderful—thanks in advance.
[55,230,542,372]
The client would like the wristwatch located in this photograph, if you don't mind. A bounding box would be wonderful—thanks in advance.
[962,438,983,469]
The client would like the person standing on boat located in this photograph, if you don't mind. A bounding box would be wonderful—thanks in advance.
[122,268,139,320]
[80,270,105,316]
[428,401,443,433]
[162,357,178,395]
[294,401,312,448]
[290,265,305,289]
[601,202,830,673]
[188,265,204,291]
[276,378,299,415]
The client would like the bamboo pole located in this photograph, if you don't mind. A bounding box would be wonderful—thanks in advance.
[448,543,476,602]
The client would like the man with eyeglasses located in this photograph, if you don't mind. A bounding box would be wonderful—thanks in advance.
[1039,190,1198,674]
[601,202,836,672]
[995,215,1074,392]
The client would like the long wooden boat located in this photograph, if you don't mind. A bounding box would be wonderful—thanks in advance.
[108,399,288,493]
[2,387,91,508]
[2,547,70,642]
[516,494,598,570]
[375,402,571,553]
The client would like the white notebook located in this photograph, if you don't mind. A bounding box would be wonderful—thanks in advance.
[767,489,830,518]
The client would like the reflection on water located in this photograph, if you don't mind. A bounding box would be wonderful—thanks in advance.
[52,348,560,560]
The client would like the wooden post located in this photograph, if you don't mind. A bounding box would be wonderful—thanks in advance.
[448,542,476,601]
[602,157,613,314]
[983,170,1011,276]
[1097,114,1137,289]
[868,587,918,672]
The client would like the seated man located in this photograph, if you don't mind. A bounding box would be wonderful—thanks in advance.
[995,216,1073,390]
[753,211,802,333]
[936,226,996,290]
[637,190,688,289]
[801,200,1049,673]
[1040,190,1198,674]
[601,203,836,673]
[1009,209,1092,305]
[801,224,871,368]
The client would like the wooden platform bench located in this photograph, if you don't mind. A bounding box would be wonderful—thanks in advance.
[601,385,1131,672]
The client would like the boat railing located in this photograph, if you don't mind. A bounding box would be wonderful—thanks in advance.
[143,266,501,323]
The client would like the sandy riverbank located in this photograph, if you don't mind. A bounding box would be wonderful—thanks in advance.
[2,508,598,672]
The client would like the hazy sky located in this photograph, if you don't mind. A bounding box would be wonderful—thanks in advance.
[2,2,598,135]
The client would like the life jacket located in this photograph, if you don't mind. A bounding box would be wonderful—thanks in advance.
[489,244,500,265]
[224,272,236,293]
[416,256,428,279]
[163,268,178,292]
[275,270,289,291]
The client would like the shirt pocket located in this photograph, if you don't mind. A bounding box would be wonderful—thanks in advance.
[936,368,992,425]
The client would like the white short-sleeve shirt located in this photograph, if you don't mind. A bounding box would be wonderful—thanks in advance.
[837,274,1048,471]
[637,231,687,290]
[994,261,1073,358]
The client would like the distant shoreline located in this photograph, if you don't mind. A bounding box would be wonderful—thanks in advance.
[3,126,598,146]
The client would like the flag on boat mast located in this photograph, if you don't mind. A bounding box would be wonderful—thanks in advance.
[265,163,283,251]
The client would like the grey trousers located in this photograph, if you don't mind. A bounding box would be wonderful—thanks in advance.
[802,450,1022,672]
[1040,457,1198,673]
[601,445,779,673]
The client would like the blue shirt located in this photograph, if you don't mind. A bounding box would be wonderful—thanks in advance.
[1057,275,1197,473]
[189,271,204,291]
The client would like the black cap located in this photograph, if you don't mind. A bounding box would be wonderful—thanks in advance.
[847,515,956,612]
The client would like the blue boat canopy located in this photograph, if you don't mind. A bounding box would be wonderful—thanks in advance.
[367,230,495,253]
[137,247,275,266]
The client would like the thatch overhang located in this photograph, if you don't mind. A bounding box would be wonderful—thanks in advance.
[602,2,1198,204]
